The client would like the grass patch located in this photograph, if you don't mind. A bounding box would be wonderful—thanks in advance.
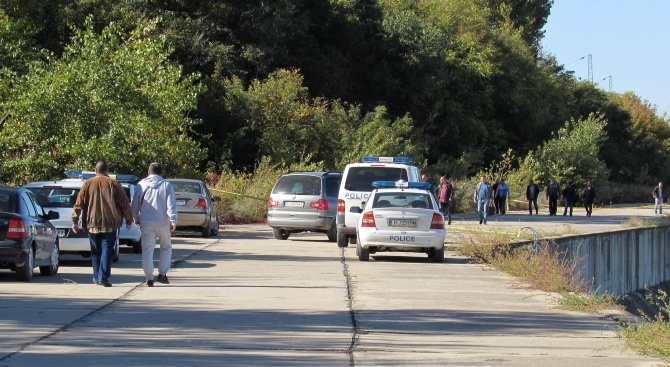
[556,291,622,312]
[622,215,670,228]
[616,289,670,363]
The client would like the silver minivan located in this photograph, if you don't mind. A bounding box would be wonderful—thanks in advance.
[267,172,342,241]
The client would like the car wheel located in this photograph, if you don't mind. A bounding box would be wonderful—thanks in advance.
[16,245,34,281]
[432,246,445,263]
[132,240,142,254]
[112,238,120,262]
[357,240,369,261]
[201,225,212,238]
[272,228,290,240]
[211,220,219,236]
[39,242,59,276]
[326,223,337,242]
[337,232,348,248]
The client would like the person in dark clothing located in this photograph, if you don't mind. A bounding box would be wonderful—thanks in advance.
[562,182,577,216]
[546,179,561,215]
[653,182,664,215]
[495,178,510,214]
[526,179,540,215]
[491,179,500,215]
[436,176,455,225]
[583,181,596,217]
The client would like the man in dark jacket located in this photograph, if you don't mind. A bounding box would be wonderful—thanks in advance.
[72,160,133,287]
[562,182,577,216]
[583,181,596,217]
[436,176,455,225]
[653,182,664,214]
[546,179,561,215]
[526,179,540,215]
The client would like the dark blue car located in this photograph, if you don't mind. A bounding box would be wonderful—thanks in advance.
[0,186,60,281]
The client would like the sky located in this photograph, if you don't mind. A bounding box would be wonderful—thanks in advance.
[541,0,670,117]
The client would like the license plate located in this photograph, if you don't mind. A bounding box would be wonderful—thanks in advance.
[57,229,66,238]
[388,219,417,227]
[176,199,186,206]
[284,201,304,208]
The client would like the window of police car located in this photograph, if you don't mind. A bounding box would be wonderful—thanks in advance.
[344,167,409,192]
[372,193,434,210]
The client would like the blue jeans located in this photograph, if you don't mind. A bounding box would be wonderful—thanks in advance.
[89,231,117,283]
[477,199,489,222]
[655,198,663,213]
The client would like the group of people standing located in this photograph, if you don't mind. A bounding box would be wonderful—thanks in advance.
[71,160,178,287]
[537,179,597,217]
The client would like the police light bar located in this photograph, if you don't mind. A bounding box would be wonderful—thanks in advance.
[361,156,413,164]
[371,180,431,189]
[64,170,138,183]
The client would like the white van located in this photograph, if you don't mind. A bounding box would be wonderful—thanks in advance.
[336,157,421,247]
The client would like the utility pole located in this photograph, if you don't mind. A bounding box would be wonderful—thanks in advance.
[608,75,612,92]
[588,54,593,83]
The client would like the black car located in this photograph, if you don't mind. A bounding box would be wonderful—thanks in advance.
[0,186,60,281]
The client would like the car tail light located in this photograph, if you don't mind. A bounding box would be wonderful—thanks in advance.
[337,199,345,212]
[361,211,376,227]
[430,213,445,229]
[310,199,328,210]
[196,198,207,209]
[267,197,279,208]
[7,217,27,239]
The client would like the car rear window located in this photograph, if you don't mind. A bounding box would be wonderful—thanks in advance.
[373,192,433,209]
[26,188,79,208]
[170,181,202,194]
[344,167,409,192]
[273,175,321,195]
[0,191,14,213]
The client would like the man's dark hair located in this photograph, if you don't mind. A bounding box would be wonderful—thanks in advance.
[148,162,163,175]
[95,160,108,174]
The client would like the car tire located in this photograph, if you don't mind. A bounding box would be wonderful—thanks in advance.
[326,223,337,242]
[357,240,369,261]
[39,242,59,276]
[211,221,219,236]
[273,228,290,240]
[16,245,34,281]
[201,225,212,238]
[132,240,142,254]
[432,246,445,263]
[112,238,120,262]
[337,232,348,248]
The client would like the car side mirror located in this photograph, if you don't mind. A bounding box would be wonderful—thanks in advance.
[47,210,60,220]
[350,206,362,214]
[212,196,221,202]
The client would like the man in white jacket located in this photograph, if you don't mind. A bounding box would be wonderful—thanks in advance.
[132,163,178,286]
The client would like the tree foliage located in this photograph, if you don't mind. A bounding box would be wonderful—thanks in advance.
[0,18,204,184]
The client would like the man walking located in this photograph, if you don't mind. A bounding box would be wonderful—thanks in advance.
[562,182,577,216]
[546,178,561,215]
[132,163,178,286]
[72,160,133,287]
[495,178,510,215]
[474,176,493,225]
[583,181,596,217]
[436,176,455,225]
[526,179,539,215]
[653,182,664,215]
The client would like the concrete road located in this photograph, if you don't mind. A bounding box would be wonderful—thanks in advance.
[0,208,664,366]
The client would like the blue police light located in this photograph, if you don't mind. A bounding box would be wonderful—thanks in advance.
[361,156,413,164]
[372,180,431,189]
[64,170,138,183]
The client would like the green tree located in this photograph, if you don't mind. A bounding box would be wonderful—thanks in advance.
[0,18,205,184]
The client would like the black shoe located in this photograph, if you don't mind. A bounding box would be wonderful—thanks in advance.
[479,220,483,224]
[145,279,154,287]
[157,274,170,284]
[99,279,112,287]
[483,221,487,225]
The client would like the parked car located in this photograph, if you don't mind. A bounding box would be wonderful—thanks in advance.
[0,186,60,281]
[23,171,139,259]
[351,180,446,262]
[267,172,342,241]
[166,179,220,238]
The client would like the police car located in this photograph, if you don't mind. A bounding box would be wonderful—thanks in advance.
[22,171,141,260]
[336,156,421,248]
[352,180,446,262]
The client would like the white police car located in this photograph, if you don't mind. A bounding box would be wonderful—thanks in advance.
[351,180,446,262]
[337,156,421,248]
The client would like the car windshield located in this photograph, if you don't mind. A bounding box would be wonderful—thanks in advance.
[0,191,14,212]
[170,181,202,194]
[373,192,433,210]
[344,167,408,192]
[273,176,321,195]
[27,188,79,208]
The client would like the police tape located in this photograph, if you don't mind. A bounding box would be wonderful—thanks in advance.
[208,188,267,201]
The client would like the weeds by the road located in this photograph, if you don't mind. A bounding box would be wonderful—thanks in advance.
[616,289,670,364]
[556,291,623,312]
[622,215,670,228]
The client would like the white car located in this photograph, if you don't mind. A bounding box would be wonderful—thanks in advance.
[353,180,446,262]
[23,171,141,260]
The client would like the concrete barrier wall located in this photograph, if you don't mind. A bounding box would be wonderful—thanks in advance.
[553,226,670,296]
